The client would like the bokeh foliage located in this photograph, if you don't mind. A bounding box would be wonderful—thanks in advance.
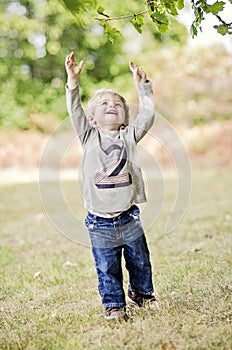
[0,0,231,131]
[0,0,124,129]
[92,0,232,41]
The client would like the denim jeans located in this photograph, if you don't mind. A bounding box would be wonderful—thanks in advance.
[85,205,154,308]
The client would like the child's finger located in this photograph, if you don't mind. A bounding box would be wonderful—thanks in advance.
[65,57,72,69]
[65,54,70,63]
[70,51,75,61]
[79,60,84,71]
[140,67,146,78]
[137,66,146,80]
[65,57,73,67]
[129,61,137,72]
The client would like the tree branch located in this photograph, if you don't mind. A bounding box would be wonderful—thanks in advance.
[216,14,232,26]
[94,9,148,22]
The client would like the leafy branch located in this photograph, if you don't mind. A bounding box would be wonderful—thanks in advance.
[191,0,232,37]
[214,14,232,35]
[95,8,148,22]
[94,0,176,42]
[61,0,232,43]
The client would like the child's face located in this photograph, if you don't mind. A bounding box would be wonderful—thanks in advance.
[91,93,126,131]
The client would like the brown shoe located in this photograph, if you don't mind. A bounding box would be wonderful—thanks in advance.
[105,307,127,320]
[128,291,159,311]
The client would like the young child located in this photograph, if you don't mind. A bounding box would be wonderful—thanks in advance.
[65,52,158,320]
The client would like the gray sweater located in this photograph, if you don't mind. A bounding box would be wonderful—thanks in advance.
[66,81,155,215]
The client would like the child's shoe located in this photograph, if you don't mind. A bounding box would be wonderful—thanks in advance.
[104,306,127,321]
[128,290,159,311]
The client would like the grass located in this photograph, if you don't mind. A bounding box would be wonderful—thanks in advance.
[0,167,231,350]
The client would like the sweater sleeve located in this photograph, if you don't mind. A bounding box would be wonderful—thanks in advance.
[128,80,155,143]
[65,83,91,144]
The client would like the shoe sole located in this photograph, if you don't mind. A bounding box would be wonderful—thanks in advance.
[105,313,128,321]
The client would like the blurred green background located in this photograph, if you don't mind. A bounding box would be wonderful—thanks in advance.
[0,0,231,168]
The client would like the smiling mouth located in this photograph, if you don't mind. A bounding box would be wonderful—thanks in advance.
[106,110,117,115]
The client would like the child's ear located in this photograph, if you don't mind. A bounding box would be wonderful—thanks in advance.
[88,116,97,126]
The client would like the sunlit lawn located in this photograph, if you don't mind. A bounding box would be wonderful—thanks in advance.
[0,168,231,350]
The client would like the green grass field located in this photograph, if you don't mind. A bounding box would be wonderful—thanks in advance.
[0,168,231,350]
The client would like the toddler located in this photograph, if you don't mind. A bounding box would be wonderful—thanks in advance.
[65,52,158,320]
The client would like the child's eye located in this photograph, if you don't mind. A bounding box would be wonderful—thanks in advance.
[115,102,123,108]
[101,101,108,106]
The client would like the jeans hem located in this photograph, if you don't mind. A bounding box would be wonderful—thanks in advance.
[104,303,126,309]
[129,289,154,296]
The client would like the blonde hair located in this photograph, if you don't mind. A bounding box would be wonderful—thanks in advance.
[86,89,129,124]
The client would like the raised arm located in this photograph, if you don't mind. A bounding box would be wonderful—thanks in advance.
[129,61,147,84]
[128,62,155,143]
[65,52,84,89]
[65,52,91,144]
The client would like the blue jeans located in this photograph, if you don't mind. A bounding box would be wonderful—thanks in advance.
[85,205,154,308]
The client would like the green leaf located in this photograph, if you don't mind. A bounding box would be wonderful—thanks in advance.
[191,24,198,38]
[103,23,123,44]
[204,1,225,15]
[146,0,155,12]
[130,19,142,34]
[193,6,204,27]
[97,5,105,14]
[169,7,178,16]
[163,1,179,16]
[151,12,169,25]
[130,14,144,34]
[150,10,169,35]
[97,5,109,18]
[177,0,184,10]
[214,24,228,35]
[136,14,144,26]
[158,23,169,34]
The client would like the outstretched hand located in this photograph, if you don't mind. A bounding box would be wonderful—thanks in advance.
[129,62,147,83]
[65,52,84,89]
